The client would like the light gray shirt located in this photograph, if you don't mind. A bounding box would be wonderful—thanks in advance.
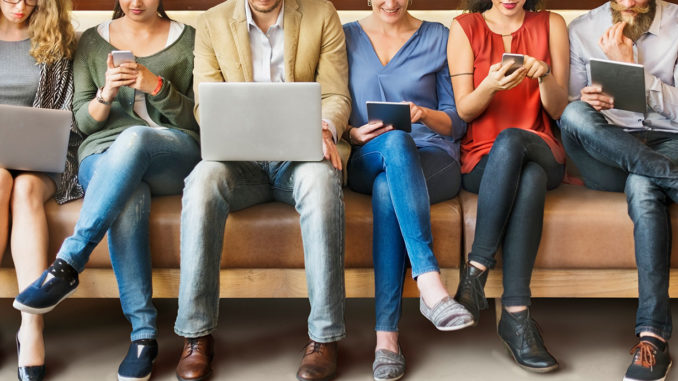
[0,39,40,107]
[568,0,678,132]
[245,1,285,83]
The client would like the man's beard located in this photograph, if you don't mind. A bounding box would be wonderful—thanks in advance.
[610,0,656,41]
[249,0,283,13]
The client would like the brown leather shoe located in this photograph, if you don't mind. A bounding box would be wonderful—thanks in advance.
[176,335,214,381]
[296,341,338,381]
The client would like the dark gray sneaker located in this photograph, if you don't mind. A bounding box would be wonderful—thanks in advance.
[623,337,671,381]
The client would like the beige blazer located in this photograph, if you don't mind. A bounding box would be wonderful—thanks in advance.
[193,0,352,163]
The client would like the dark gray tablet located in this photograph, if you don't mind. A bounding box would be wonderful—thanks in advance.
[589,58,646,114]
[366,101,412,132]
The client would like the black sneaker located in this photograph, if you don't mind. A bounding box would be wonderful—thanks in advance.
[623,337,672,381]
[13,259,79,314]
[118,339,158,381]
[498,308,558,373]
[454,261,488,325]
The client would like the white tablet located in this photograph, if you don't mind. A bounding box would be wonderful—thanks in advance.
[589,58,646,114]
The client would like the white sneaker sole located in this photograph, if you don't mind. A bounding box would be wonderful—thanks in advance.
[118,375,150,381]
[623,360,672,381]
[435,318,476,332]
[12,288,78,315]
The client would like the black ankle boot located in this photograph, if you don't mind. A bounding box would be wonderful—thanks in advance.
[498,308,558,373]
[454,261,488,324]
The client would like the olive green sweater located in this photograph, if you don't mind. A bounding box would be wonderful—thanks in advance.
[72,25,199,162]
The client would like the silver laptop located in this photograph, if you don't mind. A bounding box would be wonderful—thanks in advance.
[0,104,71,173]
[198,82,323,162]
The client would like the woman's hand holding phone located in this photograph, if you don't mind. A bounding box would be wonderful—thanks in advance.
[481,61,526,93]
[100,53,137,103]
[349,121,393,146]
[522,55,549,80]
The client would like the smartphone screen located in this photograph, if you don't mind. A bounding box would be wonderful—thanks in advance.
[501,53,524,75]
[111,50,135,67]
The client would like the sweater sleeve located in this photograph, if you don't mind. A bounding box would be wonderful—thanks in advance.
[72,30,107,136]
[146,28,200,134]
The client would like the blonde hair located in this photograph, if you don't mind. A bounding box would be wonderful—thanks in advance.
[27,0,77,64]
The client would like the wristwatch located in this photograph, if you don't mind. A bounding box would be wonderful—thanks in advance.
[538,64,551,84]
[95,87,112,105]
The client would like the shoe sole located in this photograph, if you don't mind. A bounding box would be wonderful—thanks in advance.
[176,370,212,381]
[13,288,78,315]
[622,360,672,381]
[374,374,404,381]
[500,340,559,373]
[118,374,150,381]
[296,372,336,381]
[435,318,476,332]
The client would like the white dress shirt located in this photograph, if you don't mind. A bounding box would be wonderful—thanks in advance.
[568,0,678,132]
[245,1,337,140]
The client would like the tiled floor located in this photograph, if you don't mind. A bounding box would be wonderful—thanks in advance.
[0,297,674,380]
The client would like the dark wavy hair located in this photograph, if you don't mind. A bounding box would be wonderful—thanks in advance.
[112,0,171,20]
[461,0,544,12]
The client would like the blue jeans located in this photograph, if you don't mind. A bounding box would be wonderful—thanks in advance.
[462,128,564,307]
[57,126,200,341]
[174,159,346,343]
[560,101,678,340]
[347,131,461,332]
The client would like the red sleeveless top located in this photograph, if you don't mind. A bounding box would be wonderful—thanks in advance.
[456,11,565,174]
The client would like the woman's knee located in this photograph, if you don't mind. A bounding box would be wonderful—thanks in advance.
[518,162,548,193]
[11,174,50,211]
[377,130,417,161]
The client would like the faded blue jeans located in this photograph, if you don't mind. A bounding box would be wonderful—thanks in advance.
[174,159,346,343]
[347,130,461,332]
[560,101,678,340]
[57,126,200,341]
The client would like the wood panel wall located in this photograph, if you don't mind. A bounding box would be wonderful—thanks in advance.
[72,0,678,11]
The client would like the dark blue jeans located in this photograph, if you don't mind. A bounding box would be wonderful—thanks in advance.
[348,130,461,331]
[462,128,564,307]
[560,101,678,340]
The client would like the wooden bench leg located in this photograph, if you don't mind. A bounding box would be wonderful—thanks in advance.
[494,297,502,327]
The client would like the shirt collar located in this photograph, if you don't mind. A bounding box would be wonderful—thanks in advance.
[245,0,284,32]
[647,0,663,37]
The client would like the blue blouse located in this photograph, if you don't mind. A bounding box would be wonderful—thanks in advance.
[343,21,466,162]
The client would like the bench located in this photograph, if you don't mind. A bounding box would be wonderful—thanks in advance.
[2,8,676,308]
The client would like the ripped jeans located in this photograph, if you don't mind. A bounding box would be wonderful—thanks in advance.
[57,126,200,341]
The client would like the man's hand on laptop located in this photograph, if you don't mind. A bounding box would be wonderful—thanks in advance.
[322,121,342,171]
[580,85,614,111]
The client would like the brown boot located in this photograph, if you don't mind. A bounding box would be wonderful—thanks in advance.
[176,335,214,381]
[296,341,338,381]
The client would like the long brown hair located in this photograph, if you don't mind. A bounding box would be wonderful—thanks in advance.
[461,0,544,12]
[112,0,171,20]
[25,0,77,63]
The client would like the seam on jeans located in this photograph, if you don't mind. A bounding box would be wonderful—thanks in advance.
[424,161,455,182]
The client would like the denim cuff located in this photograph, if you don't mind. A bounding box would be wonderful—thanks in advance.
[501,295,532,308]
[411,266,440,280]
[174,325,216,339]
[467,254,495,270]
[635,325,672,341]
[131,332,157,341]
[375,325,399,333]
[308,330,346,344]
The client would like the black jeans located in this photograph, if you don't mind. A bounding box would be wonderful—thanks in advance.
[560,101,678,340]
[463,128,565,307]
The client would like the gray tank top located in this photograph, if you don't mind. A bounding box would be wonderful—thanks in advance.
[0,39,40,106]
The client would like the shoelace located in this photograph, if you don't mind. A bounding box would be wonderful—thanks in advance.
[512,316,543,349]
[302,341,324,356]
[187,338,205,355]
[630,342,657,369]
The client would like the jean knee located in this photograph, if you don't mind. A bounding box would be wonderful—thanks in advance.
[625,174,667,217]
[293,161,342,207]
[560,101,595,135]
[519,162,548,191]
[183,161,233,205]
[491,128,531,158]
[379,130,416,156]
